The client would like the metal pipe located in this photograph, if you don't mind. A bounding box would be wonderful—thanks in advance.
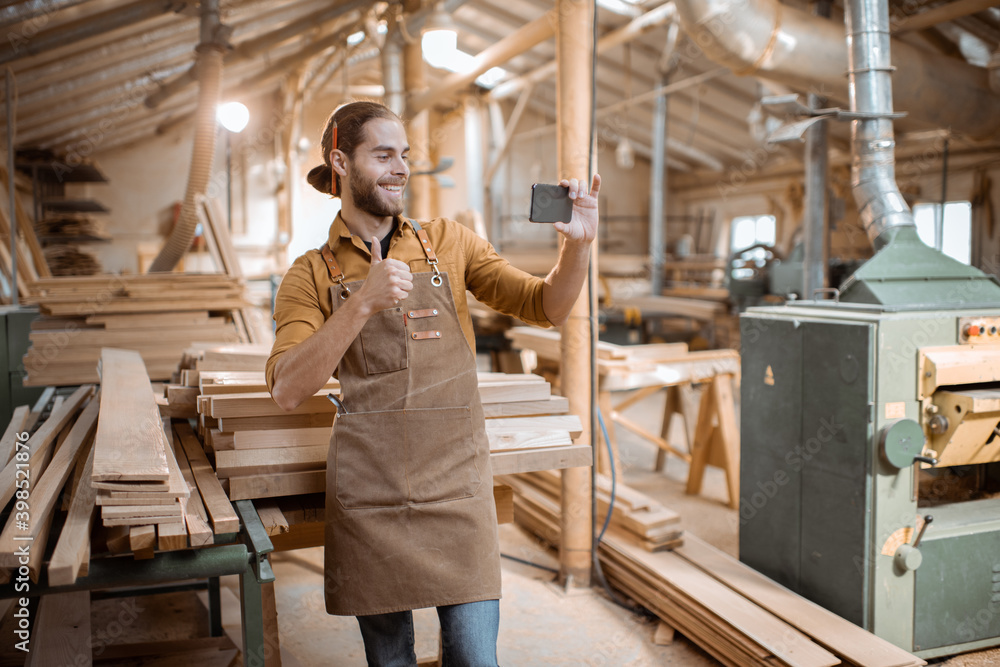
[403,24,431,221]
[407,10,557,116]
[802,103,828,296]
[148,0,225,272]
[6,70,16,305]
[464,96,485,216]
[845,0,914,249]
[803,0,831,298]
[381,23,405,116]
[673,0,1000,140]
[649,71,668,296]
[490,2,676,102]
[556,0,593,591]
[0,0,186,66]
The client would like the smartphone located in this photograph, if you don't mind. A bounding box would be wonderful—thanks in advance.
[529,183,573,223]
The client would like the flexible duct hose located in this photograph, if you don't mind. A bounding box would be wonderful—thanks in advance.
[148,45,224,272]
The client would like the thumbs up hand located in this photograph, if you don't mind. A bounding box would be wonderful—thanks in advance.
[357,235,413,313]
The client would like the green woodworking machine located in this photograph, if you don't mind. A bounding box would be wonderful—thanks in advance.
[740,227,1000,658]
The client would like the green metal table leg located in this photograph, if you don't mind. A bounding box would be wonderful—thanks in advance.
[240,564,266,667]
[208,576,222,637]
[235,499,276,667]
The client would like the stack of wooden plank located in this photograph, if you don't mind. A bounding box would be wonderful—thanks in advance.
[193,371,585,500]
[21,274,249,386]
[90,349,239,559]
[505,477,925,667]
[153,344,591,501]
[42,244,102,276]
[500,470,683,552]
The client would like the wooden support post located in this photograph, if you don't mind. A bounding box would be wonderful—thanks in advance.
[684,375,739,509]
[556,0,594,589]
[404,0,432,222]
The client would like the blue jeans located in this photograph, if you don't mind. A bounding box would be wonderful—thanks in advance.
[356,599,500,667]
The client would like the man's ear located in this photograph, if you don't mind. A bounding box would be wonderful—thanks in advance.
[330,149,348,178]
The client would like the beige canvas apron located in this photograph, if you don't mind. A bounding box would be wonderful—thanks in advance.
[321,221,501,616]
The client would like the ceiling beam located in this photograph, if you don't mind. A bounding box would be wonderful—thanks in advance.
[490,1,676,101]
[407,9,556,115]
[892,0,999,34]
[0,0,188,65]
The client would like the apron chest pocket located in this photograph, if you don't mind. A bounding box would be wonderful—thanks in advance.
[360,308,408,374]
[334,406,482,509]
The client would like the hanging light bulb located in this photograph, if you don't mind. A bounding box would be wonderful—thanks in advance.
[217,102,249,133]
[421,2,457,68]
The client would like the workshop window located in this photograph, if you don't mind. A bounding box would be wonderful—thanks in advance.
[914,201,972,265]
[730,215,776,253]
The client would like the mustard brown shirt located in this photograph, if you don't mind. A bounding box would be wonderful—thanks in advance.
[265,213,552,390]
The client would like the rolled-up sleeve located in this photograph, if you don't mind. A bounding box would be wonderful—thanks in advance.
[265,255,328,392]
[459,225,552,328]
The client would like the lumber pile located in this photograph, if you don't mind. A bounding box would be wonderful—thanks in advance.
[0,350,242,582]
[499,471,683,552]
[42,244,102,276]
[506,326,740,391]
[504,476,925,667]
[21,274,250,386]
[159,344,592,500]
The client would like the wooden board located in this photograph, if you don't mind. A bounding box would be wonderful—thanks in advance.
[228,470,324,500]
[24,592,90,667]
[489,443,592,475]
[129,524,156,559]
[233,426,331,450]
[216,445,327,477]
[0,385,92,511]
[0,405,28,465]
[92,349,170,482]
[48,443,98,586]
[0,397,99,568]
[675,534,925,667]
[172,431,213,547]
[174,422,239,534]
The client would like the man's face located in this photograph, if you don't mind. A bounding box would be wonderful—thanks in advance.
[342,117,409,218]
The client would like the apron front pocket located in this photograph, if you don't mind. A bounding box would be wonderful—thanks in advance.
[334,411,408,508]
[333,406,481,509]
[405,406,481,504]
[360,307,408,374]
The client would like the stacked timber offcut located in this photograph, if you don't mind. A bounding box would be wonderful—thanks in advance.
[499,471,683,552]
[22,273,250,386]
[505,478,925,667]
[196,372,585,500]
[157,344,592,500]
[91,349,238,559]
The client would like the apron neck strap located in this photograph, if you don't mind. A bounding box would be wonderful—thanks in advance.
[321,244,352,298]
[410,220,444,287]
[410,220,439,265]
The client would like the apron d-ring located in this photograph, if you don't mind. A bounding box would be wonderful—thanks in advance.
[335,276,351,299]
[428,259,443,287]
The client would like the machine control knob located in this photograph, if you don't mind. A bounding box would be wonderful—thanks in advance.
[894,515,933,574]
[965,323,983,337]
[927,414,949,435]
[879,419,927,469]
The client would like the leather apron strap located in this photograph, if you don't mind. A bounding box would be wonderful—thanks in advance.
[321,219,444,292]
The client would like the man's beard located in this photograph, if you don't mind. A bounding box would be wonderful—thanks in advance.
[349,164,405,217]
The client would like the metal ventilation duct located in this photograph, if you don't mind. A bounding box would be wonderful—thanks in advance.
[673,0,1000,140]
[845,0,913,248]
